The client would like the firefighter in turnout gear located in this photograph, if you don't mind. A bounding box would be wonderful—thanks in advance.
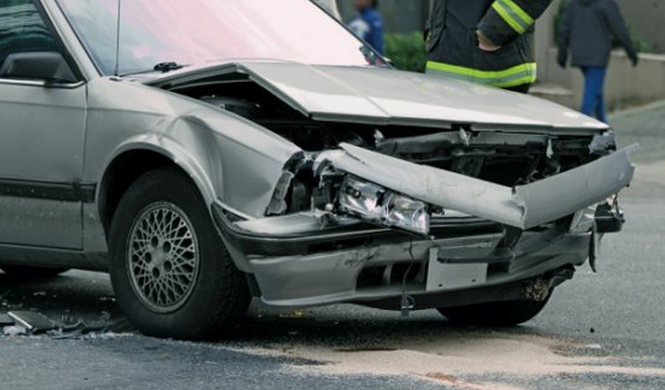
[426,0,553,93]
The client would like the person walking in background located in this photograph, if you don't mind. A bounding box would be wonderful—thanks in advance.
[348,0,384,55]
[557,0,638,123]
[425,0,553,93]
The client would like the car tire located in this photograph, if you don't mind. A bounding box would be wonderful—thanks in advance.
[108,168,251,340]
[437,298,550,327]
[0,265,70,278]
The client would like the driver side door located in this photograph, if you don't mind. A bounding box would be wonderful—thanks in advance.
[0,0,87,250]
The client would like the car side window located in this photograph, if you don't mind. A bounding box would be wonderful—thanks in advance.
[0,0,60,75]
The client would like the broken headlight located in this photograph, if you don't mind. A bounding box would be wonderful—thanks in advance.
[569,205,597,234]
[338,176,430,235]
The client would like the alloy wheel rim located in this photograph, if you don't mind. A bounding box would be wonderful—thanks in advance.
[126,202,200,313]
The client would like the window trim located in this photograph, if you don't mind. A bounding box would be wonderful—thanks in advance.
[0,77,85,89]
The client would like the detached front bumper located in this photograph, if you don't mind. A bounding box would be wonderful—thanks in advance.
[212,144,635,309]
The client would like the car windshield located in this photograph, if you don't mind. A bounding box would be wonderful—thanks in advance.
[56,0,374,76]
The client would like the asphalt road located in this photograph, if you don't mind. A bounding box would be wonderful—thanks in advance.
[1,198,664,389]
[1,104,664,390]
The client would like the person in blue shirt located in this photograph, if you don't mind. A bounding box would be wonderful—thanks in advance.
[348,0,384,55]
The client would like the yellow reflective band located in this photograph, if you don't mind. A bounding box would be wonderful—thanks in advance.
[501,0,534,24]
[493,0,534,34]
[493,75,537,88]
[426,61,537,87]
[492,2,525,33]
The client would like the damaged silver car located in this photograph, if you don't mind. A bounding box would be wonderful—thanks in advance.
[0,0,636,339]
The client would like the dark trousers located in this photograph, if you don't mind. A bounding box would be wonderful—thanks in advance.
[581,66,608,123]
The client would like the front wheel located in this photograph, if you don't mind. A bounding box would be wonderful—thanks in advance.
[437,298,550,327]
[108,168,250,340]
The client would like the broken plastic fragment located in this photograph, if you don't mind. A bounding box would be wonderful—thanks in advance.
[8,311,58,333]
[589,132,617,155]
[459,128,470,147]
[546,138,554,159]
[265,171,295,215]
[3,325,27,336]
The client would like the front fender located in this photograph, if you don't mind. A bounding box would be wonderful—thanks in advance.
[83,78,303,268]
[100,134,217,207]
[86,77,302,218]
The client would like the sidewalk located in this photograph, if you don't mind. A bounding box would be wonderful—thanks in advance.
[610,100,665,199]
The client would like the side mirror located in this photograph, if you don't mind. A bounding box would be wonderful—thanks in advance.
[0,52,77,83]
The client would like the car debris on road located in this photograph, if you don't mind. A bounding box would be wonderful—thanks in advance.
[1,310,131,340]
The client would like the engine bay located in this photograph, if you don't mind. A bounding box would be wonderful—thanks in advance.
[170,77,605,193]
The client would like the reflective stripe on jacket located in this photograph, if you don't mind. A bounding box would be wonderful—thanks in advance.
[426,0,552,88]
[426,61,537,89]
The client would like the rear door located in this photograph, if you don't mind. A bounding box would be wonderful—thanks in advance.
[0,0,87,250]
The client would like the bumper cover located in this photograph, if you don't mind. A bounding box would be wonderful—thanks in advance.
[213,219,590,308]
[315,144,636,231]
[247,229,589,307]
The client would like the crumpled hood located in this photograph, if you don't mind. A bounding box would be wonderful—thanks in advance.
[149,61,607,134]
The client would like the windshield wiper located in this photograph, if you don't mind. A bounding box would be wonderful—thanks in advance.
[153,62,186,73]
[119,62,189,77]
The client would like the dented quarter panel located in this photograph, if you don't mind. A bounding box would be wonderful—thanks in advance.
[315,143,636,230]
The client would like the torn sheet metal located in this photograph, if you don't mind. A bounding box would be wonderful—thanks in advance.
[315,143,637,230]
[589,132,617,155]
[375,131,549,156]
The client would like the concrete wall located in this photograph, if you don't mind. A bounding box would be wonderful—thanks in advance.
[616,0,665,54]
[542,49,665,110]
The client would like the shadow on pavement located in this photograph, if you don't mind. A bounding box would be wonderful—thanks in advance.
[0,269,547,346]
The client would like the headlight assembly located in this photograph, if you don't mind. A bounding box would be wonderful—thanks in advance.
[338,176,431,235]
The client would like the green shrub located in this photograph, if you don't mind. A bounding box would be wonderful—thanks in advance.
[385,32,428,73]
[627,25,651,53]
